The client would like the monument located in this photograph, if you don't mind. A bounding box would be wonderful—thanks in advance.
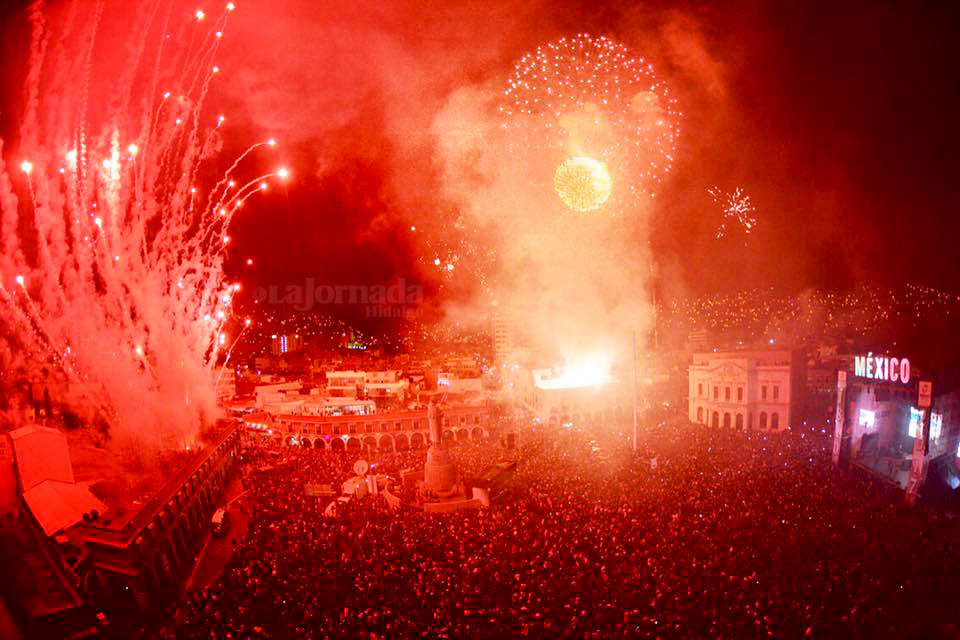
[423,400,456,493]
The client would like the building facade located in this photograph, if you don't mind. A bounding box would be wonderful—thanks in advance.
[688,350,797,432]
[14,424,242,615]
[245,405,491,452]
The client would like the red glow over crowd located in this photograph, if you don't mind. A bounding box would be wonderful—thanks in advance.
[151,421,960,638]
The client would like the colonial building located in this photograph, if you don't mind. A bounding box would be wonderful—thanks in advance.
[245,404,491,452]
[9,423,242,617]
[688,350,798,432]
[520,368,630,427]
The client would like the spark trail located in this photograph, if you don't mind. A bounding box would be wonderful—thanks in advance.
[0,1,286,449]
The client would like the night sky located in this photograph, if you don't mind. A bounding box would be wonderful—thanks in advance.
[2,0,959,320]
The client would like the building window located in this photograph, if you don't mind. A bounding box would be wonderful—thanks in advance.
[725,387,731,401]
[712,412,719,428]
[773,386,779,400]
[736,414,744,430]
[737,387,743,402]
[749,413,753,429]
[761,385,767,400]
[697,407,703,422]
[698,383,703,397]
[771,413,780,430]
[759,412,768,429]
[713,386,719,400]
[333,424,342,435]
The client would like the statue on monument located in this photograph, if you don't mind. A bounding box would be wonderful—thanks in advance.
[428,399,444,447]
[423,398,457,495]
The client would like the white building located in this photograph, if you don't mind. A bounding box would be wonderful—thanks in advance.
[324,370,408,401]
[325,371,366,398]
[437,372,483,394]
[364,370,409,401]
[300,395,376,417]
[521,368,629,426]
[688,350,796,432]
[254,381,302,408]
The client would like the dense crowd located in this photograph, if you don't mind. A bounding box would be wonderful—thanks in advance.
[152,421,960,639]
[660,283,960,352]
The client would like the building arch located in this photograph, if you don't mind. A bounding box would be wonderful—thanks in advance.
[379,434,394,451]
[723,413,731,429]
[442,430,455,445]
[456,429,469,443]
[735,414,744,431]
[410,432,425,449]
[363,435,377,451]
[696,406,703,423]
[314,438,326,449]
[771,412,780,430]
[759,412,768,429]
[471,427,484,441]
[330,438,345,451]
[347,437,362,451]
[712,411,719,428]
[395,433,409,451]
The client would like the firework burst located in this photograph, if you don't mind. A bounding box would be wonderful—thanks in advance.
[0,2,285,448]
[500,33,680,214]
[707,186,757,239]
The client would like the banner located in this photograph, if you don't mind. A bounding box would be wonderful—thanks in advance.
[906,385,932,505]
[832,371,847,466]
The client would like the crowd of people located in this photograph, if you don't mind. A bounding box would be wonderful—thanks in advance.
[151,420,960,639]
[660,283,960,357]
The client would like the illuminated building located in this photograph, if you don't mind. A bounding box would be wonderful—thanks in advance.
[325,371,366,398]
[491,307,518,364]
[6,424,241,623]
[688,350,798,432]
[244,405,490,452]
[271,333,303,355]
[254,381,302,409]
[834,354,960,497]
[299,396,376,417]
[522,367,629,427]
[324,370,409,401]
[364,370,410,402]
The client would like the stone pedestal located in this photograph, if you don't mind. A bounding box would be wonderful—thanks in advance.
[423,444,456,492]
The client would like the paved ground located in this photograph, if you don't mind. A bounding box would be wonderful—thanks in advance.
[183,473,250,593]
